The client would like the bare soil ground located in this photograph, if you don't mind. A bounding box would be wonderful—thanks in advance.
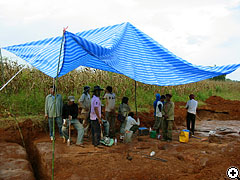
[0,96,240,180]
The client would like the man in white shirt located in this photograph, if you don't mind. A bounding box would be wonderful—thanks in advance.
[186,94,198,135]
[103,86,116,138]
[125,112,140,133]
[153,95,165,134]
[78,86,91,137]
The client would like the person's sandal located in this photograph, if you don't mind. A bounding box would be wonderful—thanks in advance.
[76,144,85,148]
[97,145,104,149]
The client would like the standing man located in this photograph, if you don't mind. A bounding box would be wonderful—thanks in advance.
[62,96,84,147]
[45,86,63,141]
[153,93,161,120]
[153,95,166,135]
[118,97,131,139]
[162,94,174,142]
[103,86,116,138]
[78,86,91,137]
[186,94,198,136]
[90,86,103,147]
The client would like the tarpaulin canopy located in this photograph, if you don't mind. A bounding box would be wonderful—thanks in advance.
[3,22,240,86]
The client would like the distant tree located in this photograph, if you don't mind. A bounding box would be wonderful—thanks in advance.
[210,74,226,81]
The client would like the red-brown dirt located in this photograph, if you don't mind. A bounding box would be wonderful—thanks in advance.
[198,96,240,120]
[0,142,35,180]
[0,96,240,180]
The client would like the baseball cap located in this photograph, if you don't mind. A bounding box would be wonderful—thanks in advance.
[68,96,75,102]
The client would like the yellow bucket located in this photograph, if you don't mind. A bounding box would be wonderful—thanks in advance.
[179,130,190,143]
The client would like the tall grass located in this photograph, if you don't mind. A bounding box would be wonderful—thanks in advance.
[1,58,240,116]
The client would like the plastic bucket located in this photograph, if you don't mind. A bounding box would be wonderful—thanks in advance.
[183,129,190,137]
[179,129,190,143]
[150,130,157,138]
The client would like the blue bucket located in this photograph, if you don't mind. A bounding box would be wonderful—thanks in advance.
[182,129,190,137]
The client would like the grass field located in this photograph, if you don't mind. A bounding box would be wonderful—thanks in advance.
[1,58,240,119]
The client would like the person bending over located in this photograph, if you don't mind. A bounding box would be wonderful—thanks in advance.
[125,112,140,133]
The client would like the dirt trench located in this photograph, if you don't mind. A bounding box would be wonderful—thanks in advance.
[0,119,47,180]
[1,117,240,180]
[1,96,240,180]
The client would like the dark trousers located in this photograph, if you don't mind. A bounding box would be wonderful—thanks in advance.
[130,125,139,133]
[106,111,116,138]
[187,112,196,135]
[162,120,173,140]
[91,119,101,146]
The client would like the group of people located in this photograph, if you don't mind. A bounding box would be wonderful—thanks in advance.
[153,93,198,141]
[45,85,198,147]
[45,85,140,148]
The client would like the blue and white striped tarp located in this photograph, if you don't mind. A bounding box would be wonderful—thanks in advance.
[3,22,240,86]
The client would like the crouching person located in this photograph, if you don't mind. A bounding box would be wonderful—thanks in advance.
[62,96,84,147]
[125,112,140,133]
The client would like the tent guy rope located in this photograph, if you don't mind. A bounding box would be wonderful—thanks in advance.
[51,27,66,180]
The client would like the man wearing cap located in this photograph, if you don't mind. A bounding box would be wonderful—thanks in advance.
[78,86,91,136]
[186,94,198,136]
[162,94,175,142]
[45,86,63,141]
[90,85,103,147]
[62,96,84,147]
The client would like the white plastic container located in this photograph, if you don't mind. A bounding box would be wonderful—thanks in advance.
[150,151,155,157]
[209,130,216,135]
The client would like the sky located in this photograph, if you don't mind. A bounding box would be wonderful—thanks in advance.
[0,0,240,80]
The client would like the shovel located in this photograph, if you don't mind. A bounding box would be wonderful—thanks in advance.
[67,119,71,146]
[143,154,168,162]
[100,123,104,139]
[140,152,167,162]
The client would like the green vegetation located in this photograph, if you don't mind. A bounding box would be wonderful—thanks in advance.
[210,74,226,81]
[1,58,240,119]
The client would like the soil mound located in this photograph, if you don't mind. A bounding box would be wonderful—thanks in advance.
[198,96,240,120]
